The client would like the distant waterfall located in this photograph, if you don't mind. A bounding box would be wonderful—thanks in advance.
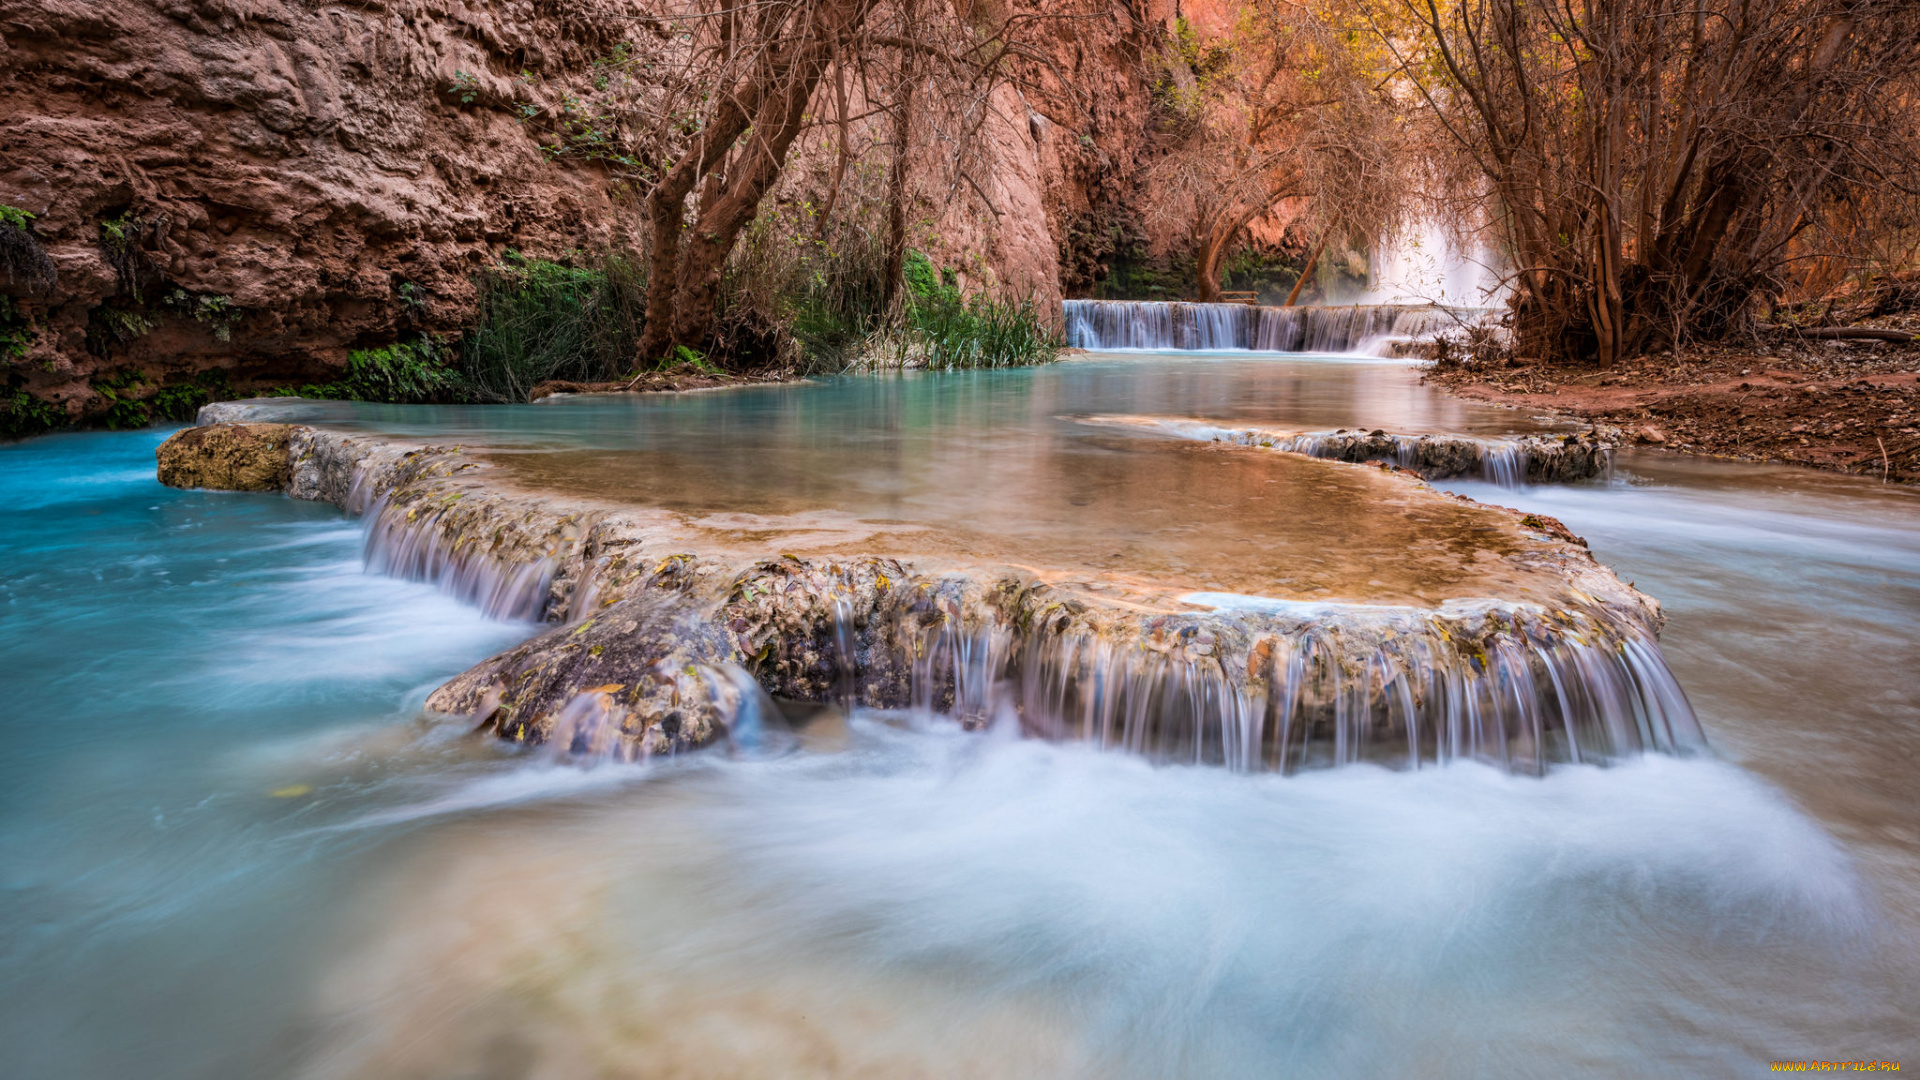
[1062,300,1479,355]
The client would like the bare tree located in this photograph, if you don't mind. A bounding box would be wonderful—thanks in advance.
[1377,0,1920,362]
[1140,0,1405,302]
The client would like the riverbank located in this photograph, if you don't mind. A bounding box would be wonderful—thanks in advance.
[1423,326,1920,483]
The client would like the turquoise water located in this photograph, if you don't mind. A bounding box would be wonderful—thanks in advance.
[3,359,1916,1077]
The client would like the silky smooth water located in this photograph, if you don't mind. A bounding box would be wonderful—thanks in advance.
[4,357,1916,1078]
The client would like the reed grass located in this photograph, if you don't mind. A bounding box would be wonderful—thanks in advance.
[457,251,645,402]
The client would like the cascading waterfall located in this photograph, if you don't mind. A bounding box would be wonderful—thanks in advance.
[1063,299,1484,355]
[895,601,1703,775]
[327,432,1685,778]
[355,469,556,622]
[350,460,1697,774]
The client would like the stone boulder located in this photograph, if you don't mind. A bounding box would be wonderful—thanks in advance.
[155,423,295,491]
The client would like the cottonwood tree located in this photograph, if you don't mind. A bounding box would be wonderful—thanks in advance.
[535,0,1092,365]
[1141,0,1406,302]
[1376,0,1920,362]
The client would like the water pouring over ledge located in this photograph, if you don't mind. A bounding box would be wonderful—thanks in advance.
[1062,299,1489,355]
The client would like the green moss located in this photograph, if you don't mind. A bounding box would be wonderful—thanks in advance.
[99,211,163,300]
[1,205,57,294]
[162,290,243,342]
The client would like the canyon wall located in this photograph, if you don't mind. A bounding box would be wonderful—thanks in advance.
[0,0,1164,426]
[0,0,669,420]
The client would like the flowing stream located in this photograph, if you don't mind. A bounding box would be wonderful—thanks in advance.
[2,352,1915,1078]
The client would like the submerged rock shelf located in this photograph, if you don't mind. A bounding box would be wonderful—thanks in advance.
[159,410,1702,773]
[1080,416,1614,486]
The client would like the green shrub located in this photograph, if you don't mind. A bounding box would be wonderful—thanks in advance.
[343,338,462,403]
[265,336,465,404]
[458,252,645,402]
[151,369,231,422]
[2,383,63,439]
[723,199,892,373]
[855,250,1059,371]
[92,369,154,429]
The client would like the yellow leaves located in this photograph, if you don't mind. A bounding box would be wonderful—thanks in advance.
[585,683,625,694]
[269,784,313,798]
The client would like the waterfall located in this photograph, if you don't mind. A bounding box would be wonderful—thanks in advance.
[1063,299,1481,355]
[895,602,1704,775]
[358,485,556,622]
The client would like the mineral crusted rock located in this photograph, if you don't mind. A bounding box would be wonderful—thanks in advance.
[1078,416,1615,484]
[155,423,295,491]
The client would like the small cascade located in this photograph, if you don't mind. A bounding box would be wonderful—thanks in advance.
[360,490,555,621]
[903,602,1703,775]
[1063,300,1482,355]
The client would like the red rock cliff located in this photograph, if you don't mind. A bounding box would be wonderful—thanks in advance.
[0,0,1164,424]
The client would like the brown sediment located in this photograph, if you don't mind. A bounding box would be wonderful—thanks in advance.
[1423,336,1920,483]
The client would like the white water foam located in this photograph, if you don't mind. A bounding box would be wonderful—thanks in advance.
[300,717,1867,1079]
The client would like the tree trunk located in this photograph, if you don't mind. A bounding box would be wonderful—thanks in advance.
[637,0,878,364]
[1194,233,1226,302]
[882,29,918,315]
[813,62,853,242]
[1284,234,1326,306]
[637,97,756,364]
[671,37,842,350]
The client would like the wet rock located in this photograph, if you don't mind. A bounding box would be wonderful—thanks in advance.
[155,423,295,491]
[1081,416,1615,485]
[1632,424,1669,445]
[427,598,739,757]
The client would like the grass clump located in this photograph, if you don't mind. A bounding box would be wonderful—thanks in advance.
[458,252,645,402]
[855,251,1060,371]
[1,204,56,294]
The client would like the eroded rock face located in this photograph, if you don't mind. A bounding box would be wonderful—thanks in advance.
[155,422,294,490]
[0,0,652,419]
